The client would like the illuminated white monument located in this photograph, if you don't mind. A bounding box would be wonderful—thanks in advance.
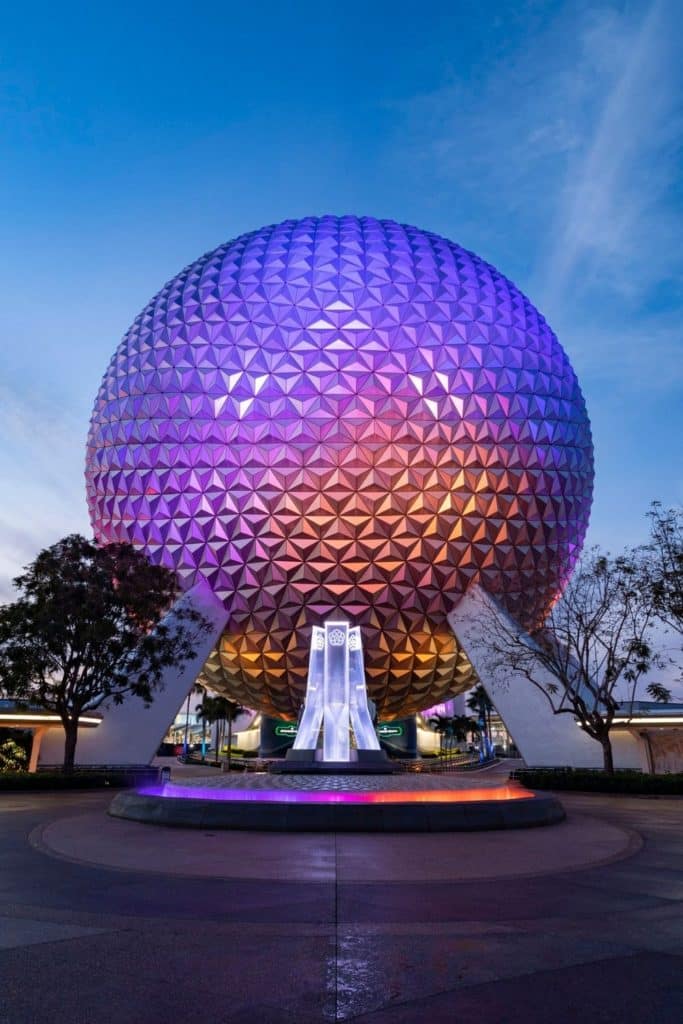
[291,621,382,763]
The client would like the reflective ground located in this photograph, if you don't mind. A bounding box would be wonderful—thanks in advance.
[1,764,682,1023]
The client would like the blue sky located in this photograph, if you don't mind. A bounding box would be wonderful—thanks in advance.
[1,0,681,606]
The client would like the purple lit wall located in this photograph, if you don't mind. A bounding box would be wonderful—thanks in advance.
[86,216,593,719]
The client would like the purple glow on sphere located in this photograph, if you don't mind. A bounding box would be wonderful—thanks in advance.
[86,216,593,717]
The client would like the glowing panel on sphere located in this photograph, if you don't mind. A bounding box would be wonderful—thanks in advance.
[86,215,593,719]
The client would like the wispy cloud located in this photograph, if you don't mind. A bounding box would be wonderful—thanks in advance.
[0,385,90,600]
[383,0,682,556]
[541,0,682,310]
[389,0,682,399]
[387,39,585,244]
[556,313,683,393]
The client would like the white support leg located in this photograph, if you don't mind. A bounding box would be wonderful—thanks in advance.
[447,585,604,768]
[38,581,229,767]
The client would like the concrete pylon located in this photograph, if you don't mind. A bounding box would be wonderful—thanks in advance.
[38,581,229,767]
[447,585,644,769]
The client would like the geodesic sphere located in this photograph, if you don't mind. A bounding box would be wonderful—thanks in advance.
[86,215,593,719]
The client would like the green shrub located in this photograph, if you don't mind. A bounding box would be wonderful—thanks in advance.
[0,739,28,772]
[512,768,683,795]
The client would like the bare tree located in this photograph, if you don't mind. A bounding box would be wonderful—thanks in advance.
[645,502,683,636]
[481,548,668,772]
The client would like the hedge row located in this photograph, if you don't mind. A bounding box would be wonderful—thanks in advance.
[512,768,683,795]
[0,770,159,791]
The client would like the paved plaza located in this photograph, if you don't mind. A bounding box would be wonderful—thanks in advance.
[0,764,682,1023]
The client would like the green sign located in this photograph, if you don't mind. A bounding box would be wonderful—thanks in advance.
[274,723,298,737]
[377,723,404,738]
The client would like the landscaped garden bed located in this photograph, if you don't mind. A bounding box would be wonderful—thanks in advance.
[512,768,683,795]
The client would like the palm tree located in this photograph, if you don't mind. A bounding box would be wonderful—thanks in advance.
[192,681,208,759]
[182,681,205,758]
[467,685,494,757]
[196,694,245,770]
[429,713,480,756]
[451,714,481,746]
[222,697,245,771]
[428,713,454,753]
[195,695,223,759]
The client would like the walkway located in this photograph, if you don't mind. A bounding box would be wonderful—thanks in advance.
[0,767,681,1022]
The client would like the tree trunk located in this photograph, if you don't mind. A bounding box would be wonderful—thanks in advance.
[600,734,614,773]
[227,718,233,772]
[183,692,191,756]
[63,719,79,773]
